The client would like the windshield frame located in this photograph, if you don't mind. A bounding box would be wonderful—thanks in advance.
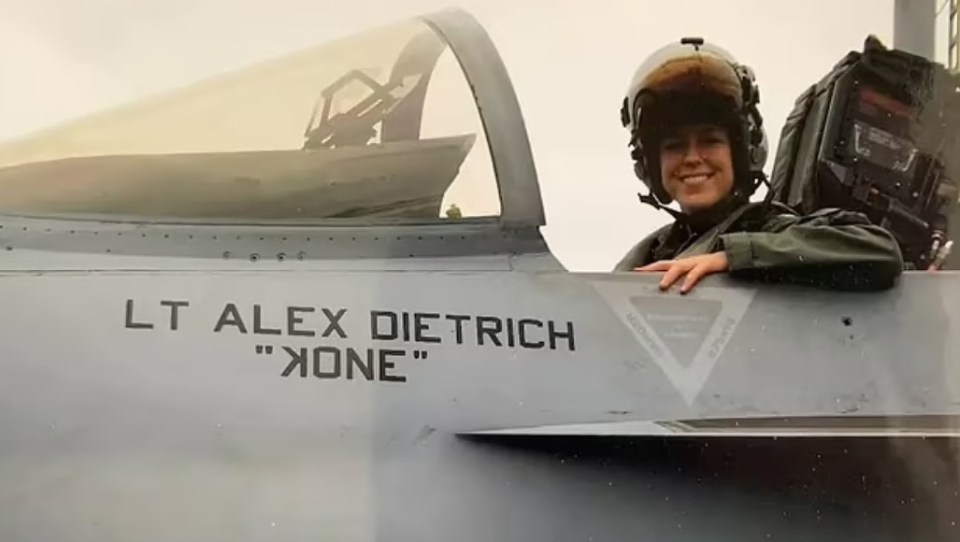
[421,8,545,229]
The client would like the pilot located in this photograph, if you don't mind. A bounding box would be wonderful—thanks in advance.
[615,37,903,293]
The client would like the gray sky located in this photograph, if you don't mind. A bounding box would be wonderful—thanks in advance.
[0,0,949,270]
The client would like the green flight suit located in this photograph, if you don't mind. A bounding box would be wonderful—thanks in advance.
[614,199,904,291]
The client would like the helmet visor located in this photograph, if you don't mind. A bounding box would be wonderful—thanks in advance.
[633,45,743,111]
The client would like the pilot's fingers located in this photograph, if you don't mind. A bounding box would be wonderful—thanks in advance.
[636,260,674,272]
[680,262,710,294]
[659,261,691,290]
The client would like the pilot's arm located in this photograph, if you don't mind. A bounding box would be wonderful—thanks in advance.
[719,207,904,291]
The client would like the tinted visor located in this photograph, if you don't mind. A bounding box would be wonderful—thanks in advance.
[629,43,743,123]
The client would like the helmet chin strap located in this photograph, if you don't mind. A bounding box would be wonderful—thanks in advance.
[638,178,759,224]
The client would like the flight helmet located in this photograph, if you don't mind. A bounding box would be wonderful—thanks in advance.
[620,37,768,211]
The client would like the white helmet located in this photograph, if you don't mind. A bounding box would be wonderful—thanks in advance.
[620,37,768,208]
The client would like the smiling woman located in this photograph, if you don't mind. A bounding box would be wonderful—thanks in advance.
[614,37,904,293]
[657,123,735,214]
[0,15,504,224]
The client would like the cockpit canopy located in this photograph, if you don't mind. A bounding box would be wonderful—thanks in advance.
[0,10,542,226]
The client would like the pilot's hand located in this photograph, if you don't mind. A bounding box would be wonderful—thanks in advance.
[634,252,730,294]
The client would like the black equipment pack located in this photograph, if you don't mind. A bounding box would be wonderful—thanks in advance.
[767,36,960,270]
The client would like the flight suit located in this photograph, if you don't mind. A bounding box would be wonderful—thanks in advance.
[614,199,904,291]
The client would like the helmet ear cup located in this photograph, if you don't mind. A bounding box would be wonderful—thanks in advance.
[735,63,768,180]
[630,144,647,179]
[750,127,768,172]
[630,142,672,204]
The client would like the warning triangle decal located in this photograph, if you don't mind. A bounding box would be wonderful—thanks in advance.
[629,295,722,367]
[590,279,756,405]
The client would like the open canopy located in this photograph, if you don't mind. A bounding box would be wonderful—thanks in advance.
[0,10,542,226]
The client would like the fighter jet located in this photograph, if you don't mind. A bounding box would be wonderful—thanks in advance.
[0,7,957,541]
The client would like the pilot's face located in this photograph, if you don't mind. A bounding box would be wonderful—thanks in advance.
[659,124,735,214]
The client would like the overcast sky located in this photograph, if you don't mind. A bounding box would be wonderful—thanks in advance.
[0,0,950,270]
